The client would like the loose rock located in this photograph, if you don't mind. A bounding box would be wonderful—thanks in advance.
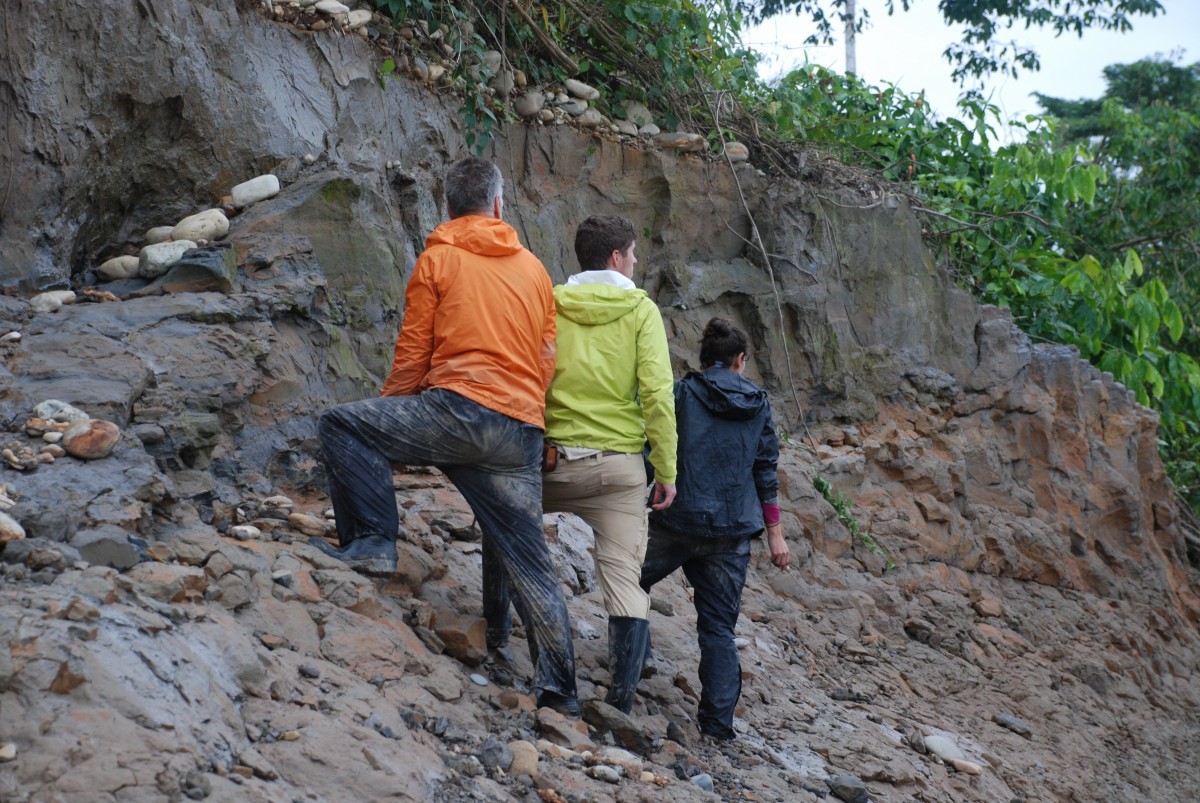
[62,419,121,460]
[621,100,654,128]
[992,712,1032,738]
[34,401,90,424]
[949,757,984,775]
[30,290,76,314]
[576,109,606,128]
[98,255,140,280]
[723,141,750,162]
[654,132,707,152]
[614,119,639,136]
[345,8,372,28]
[922,734,967,762]
[587,764,621,784]
[491,69,515,100]
[139,240,197,279]
[559,99,588,116]
[288,512,332,538]
[231,175,280,208]
[826,774,869,803]
[0,510,26,544]
[563,78,599,100]
[314,0,349,14]
[144,225,174,244]
[171,208,230,242]
[508,740,538,778]
[478,736,513,772]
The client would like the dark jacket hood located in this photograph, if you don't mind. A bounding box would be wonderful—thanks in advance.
[680,365,769,422]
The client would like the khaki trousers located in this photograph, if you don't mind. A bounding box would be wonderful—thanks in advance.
[542,452,650,619]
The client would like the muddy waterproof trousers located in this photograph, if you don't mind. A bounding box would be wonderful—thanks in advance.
[318,388,577,702]
[640,523,752,741]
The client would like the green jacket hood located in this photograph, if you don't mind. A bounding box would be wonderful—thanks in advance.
[554,284,647,325]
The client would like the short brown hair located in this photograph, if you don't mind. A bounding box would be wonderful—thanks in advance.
[574,215,636,271]
[445,157,503,218]
[699,317,749,368]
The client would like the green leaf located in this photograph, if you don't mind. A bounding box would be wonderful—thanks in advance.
[1124,249,1144,279]
[1135,358,1166,400]
[1143,277,1169,306]
[1126,294,1160,354]
[1076,255,1103,281]
[1163,300,1185,342]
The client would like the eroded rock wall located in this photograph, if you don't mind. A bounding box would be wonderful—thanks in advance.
[1,1,1198,801]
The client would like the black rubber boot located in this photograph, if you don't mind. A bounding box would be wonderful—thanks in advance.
[605,616,650,714]
[308,534,397,576]
[537,689,582,718]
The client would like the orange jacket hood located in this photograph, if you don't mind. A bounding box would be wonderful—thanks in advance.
[426,215,525,258]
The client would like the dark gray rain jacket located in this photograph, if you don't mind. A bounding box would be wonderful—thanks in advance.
[650,364,779,538]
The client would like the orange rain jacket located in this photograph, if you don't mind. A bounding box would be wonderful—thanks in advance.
[380,215,556,429]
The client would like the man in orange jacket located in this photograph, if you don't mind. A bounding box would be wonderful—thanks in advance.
[311,157,579,715]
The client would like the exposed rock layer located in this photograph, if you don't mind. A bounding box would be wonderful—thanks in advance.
[0,2,1198,802]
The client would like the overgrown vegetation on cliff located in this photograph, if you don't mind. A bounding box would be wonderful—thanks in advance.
[369,0,1200,514]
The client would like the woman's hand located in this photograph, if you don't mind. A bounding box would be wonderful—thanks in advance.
[766,524,790,570]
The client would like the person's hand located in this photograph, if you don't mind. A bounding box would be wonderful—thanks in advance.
[766,524,790,570]
[651,482,676,510]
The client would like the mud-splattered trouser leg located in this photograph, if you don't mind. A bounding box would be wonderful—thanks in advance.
[319,389,575,699]
[318,395,459,547]
[482,537,514,648]
[641,524,751,740]
[482,533,543,680]
[446,463,575,700]
[683,536,751,740]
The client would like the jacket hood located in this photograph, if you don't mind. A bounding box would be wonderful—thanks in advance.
[554,283,646,325]
[681,366,768,421]
[426,215,524,257]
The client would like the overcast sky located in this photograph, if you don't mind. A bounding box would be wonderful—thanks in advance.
[745,0,1200,137]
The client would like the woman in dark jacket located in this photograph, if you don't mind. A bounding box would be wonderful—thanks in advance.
[641,317,790,742]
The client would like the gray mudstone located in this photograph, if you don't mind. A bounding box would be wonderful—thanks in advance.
[70,525,146,569]
[826,774,869,803]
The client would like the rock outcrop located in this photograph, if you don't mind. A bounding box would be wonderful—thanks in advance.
[0,1,1198,802]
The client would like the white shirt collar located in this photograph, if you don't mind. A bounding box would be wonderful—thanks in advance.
[565,269,636,290]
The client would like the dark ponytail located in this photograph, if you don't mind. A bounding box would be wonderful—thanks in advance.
[699,317,749,369]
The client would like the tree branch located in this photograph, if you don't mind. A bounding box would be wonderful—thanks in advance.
[507,0,578,74]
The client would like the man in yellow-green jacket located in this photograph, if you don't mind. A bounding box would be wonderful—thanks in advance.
[484,214,677,715]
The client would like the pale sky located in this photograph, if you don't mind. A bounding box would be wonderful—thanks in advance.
[745,0,1200,137]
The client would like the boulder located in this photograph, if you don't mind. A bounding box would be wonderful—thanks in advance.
[139,240,197,279]
[62,419,122,460]
[171,208,230,242]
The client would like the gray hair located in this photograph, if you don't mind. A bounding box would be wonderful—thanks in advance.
[445,157,503,218]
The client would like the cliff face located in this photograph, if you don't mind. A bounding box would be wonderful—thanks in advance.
[1,2,1199,802]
